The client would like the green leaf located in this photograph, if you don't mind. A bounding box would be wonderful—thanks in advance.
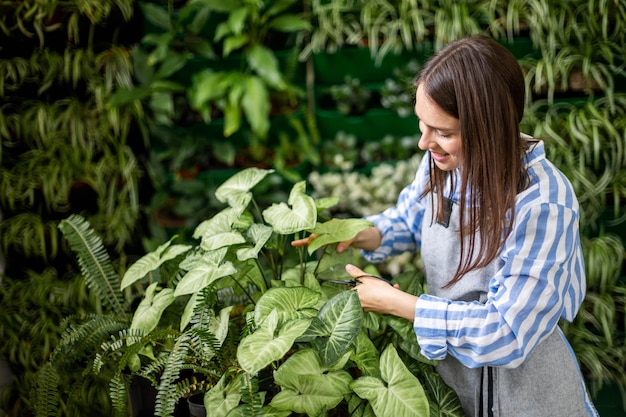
[121,239,192,289]
[204,373,244,417]
[226,5,249,35]
[351,331,382,378]
[193,207,243,243]
[108,86,150,106]
[351,345,430,417]
[263,181,317,234]
[139,3,172,31]
[254,287,321,325]
[270,349,352,415]
[246,44,284,89]
[237,310,312,375]
[130,282,176,332]
[236,223,273,261]
[155,50,189,79]
[307,291,363,366]
[308,218,374,254]
[315,196,340,212]
[224,34,250,56]
[174,250,238,296]
[215,168,274,209]
[241,75,270,138]
[268,15,312,32]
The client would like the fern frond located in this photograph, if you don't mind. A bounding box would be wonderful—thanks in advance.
[53,314,129,367]
[239,373,264,417]
[59,214,127,315]
[155,333,192,417]
[32,362,61,417]
[109,372,130,416]
[59,214,129,315]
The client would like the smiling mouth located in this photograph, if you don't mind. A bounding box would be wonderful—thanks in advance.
[430,151,449,162]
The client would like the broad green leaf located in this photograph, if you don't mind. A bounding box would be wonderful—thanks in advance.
[175,253,237,296]
[236,223,273,261]
[237,309,312,375]
[226,6,248,35]
[308,218,374,254]
[268,15,312,32]
[351,331,381,378]
[351,345,430,417]
[386,315,435,365]
[270,349,352,415]
[241,75,270,138]
[420,369,465,417]
[306,291,363,366]
[215,168,274,208]
[263,181,317,234]
[204,373,244,417]
[121,239,192,289]
[224,34,250,56]
[130,282,176,332]
[188,71,228,108]
[254,287,320,325]
[194,208,246,251]
[315,196,340,211]
[246,44,284,89]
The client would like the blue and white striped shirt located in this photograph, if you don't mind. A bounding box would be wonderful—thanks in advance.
[362,140,586,369]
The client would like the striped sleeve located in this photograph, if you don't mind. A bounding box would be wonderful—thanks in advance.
[414,158,586,368]
[361,155,431,263]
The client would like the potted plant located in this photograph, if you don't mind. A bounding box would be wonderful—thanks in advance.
[36,168,465,416]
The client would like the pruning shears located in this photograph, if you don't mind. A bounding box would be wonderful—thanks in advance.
[322,274,393,287]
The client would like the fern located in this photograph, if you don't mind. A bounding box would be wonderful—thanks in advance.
[238,373,265,417]
[154,333,192,416]
[59,214,127,315]
[32,362,60,417]
[109,372,130,417]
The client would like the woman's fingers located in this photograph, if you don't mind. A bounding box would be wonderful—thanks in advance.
[291,233,319,247]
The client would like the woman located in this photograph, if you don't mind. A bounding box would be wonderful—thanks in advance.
[295,35,598,416]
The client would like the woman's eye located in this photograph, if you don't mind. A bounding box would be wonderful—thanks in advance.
[436,131,450,138]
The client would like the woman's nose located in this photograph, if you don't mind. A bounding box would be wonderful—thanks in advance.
[418,129,431,151]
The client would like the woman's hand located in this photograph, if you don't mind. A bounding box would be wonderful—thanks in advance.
[346,264,418,322]
[290,226,383,253]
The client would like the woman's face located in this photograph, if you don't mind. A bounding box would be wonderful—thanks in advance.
[415,84,462,171]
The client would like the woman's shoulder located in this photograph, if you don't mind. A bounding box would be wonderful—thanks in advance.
[520,139,579,209]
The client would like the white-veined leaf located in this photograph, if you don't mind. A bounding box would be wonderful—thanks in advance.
[308,218,374,254]
[270,349,352,415]
[204,373,244,417]
[306,290,363,366]
[262,181,317,234]
[351,345,430,417]
[236,223,273,261]
[130,282,176,332]
[214,168,274,209]
[254,286,320,325]
[237,309,311,375]
[121,239,192,289]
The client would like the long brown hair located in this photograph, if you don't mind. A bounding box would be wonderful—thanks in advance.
[416,35,528,287]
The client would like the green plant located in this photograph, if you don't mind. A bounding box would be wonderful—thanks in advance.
[0,1,144,415]
[360,0,433,64]
[328,75,372,115]
[38,168,465,417]
[431,0,493,50]
[186,0,311,139]
[380,59,421,117]
[299,0,364,59]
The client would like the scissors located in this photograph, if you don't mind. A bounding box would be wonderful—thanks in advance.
[322,274,393,287]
